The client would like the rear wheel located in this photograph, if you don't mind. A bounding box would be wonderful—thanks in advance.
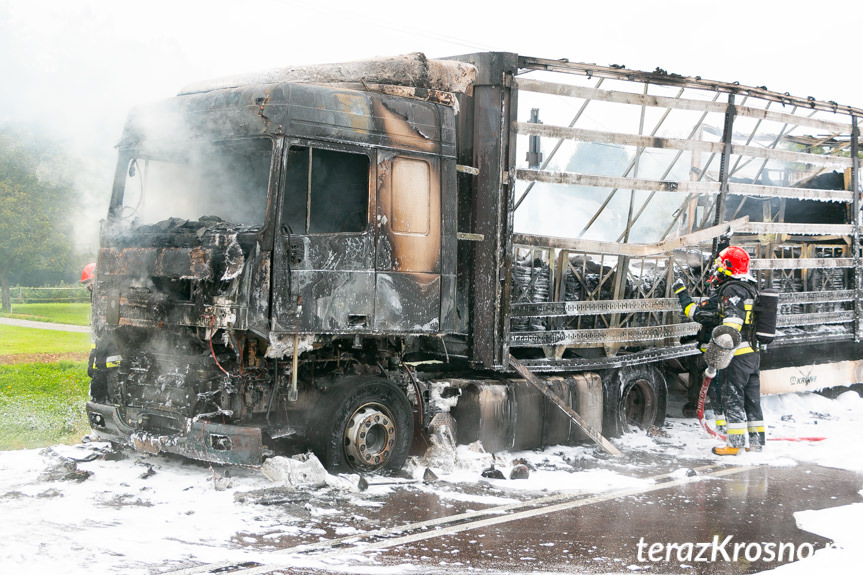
[603,365,667,436]
[308,377,413,474]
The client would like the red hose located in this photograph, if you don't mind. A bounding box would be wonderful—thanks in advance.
[696,373,826,443]
[696,374,725,440]
[768,437,826,442]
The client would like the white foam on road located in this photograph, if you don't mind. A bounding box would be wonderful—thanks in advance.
[0,390,860,574]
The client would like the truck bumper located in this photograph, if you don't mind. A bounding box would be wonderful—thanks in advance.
[85,402,263,466]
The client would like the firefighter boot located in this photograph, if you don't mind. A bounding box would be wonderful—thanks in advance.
[746,435,763,452]
[715,422,746,455]
[746,421,766,452]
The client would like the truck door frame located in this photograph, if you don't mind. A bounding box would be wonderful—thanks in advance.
[271,139,377,334]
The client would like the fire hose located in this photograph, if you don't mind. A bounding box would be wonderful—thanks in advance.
[697,326,825,444]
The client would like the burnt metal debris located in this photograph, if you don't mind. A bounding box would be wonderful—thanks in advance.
[84,52,863,472]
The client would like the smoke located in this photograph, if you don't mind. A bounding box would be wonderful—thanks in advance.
[118,139,272,228]
[0,1,193,258]
[3,0,859,260]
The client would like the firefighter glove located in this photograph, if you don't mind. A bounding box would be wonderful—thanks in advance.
[673,278,695,317]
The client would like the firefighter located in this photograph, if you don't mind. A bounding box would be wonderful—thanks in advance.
[81,262,96,293]
[80,262,114,401]
[673,246,765,455]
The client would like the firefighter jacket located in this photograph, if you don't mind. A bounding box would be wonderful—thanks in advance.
[679,279,757,356]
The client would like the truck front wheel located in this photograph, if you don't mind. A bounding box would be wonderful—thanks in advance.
[603,365,667,437]
[309,377,413,474]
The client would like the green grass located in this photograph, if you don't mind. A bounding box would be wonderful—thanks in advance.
[0,306,95,449]
[0,302,91,326]
[0,361,91,449]
[0,324,91,356]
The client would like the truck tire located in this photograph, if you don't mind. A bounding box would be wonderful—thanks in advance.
[602,365,667,437]
[308,377,413,474]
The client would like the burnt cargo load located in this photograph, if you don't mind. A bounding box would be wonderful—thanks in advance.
[85,52,863,471]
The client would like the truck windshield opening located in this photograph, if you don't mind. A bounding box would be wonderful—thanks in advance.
[119,138,273,227]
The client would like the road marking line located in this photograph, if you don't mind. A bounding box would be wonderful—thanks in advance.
[166,463,752,575]
[297,465,754,561]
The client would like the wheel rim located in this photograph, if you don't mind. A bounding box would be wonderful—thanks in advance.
[621,378,657,431]
[343,402,397,472]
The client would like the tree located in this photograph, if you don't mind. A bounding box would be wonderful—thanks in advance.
[0,126,75,312]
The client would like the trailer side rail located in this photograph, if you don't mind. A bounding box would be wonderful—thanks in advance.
[504,58,862,371]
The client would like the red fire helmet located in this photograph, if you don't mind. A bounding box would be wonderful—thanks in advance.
[715,246,750,277]
[81,262,96,284]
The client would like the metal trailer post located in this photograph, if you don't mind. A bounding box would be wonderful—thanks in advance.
[526,108,542,169]
[852,116,861,341]
[451,52,520,369]
[712,94,736,259]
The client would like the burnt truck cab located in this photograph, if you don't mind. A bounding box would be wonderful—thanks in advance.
[86,55,472,468]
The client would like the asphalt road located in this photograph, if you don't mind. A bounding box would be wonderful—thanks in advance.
[0,316,90,333]
[160,462,863,575]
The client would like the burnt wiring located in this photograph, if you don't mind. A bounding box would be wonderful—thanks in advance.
[208,315,230,376]
[230,331,244,376]
[206,316,252,421]
[266,360,280,426]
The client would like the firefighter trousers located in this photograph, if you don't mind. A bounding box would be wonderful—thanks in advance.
[720,352,765,449]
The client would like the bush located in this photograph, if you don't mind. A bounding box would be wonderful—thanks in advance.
[10,285,90,304]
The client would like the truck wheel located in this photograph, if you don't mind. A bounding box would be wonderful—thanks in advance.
[602,365,667,437]
[309,377,413,474]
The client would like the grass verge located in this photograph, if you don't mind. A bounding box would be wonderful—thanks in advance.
[0,324,91,356]
[0,302,91,325]
[0,361,91,450]
[1,313,93,450]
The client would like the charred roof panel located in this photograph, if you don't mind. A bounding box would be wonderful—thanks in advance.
[178,53,477,96]
[122,83,452,156]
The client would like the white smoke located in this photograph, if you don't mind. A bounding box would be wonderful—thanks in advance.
[2,0,860,257]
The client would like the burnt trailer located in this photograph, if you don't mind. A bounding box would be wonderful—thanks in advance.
[85,52,863,471]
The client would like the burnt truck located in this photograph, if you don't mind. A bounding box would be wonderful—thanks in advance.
[85,52,863,472]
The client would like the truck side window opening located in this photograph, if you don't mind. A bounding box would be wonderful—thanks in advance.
[120,138,272,227]
[283,146,369,234]
[392,157,430,235]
